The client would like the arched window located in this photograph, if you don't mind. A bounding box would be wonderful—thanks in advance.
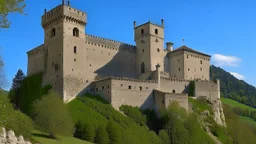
[141,29,144,35]
[74,46,77,53]
[141,62,145,74]
[73,27,79,37]
[172,89,176,93]
[51,28,56,37]
[155,29,158,35]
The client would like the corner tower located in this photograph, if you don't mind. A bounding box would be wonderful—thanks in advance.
[41,1,87,102]
[134,20,165,76]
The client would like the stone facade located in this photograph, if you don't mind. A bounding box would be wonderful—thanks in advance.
[0,127,32,144]
[27,1,220,112]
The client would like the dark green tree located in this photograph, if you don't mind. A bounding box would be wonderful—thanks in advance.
[8,69,25,108]
[33,91,74,138]
[82,124,95,142]
[95,125,109,144]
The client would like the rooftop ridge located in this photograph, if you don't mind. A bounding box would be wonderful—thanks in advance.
[27,44,45,55]
[93,76,158,83]
[85,34,136,48]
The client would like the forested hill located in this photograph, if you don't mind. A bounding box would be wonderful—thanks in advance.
[210,65,256,108]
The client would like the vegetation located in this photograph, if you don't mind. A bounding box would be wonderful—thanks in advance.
[16,72,52,115]
[68,94,162,144]
[189,97,213,114]
[33,91,75,138]
[8,69,25,108]
[119,105,146,126]
[210,65,256,108]
[32,130,92,144]
[0,95,34,139]
[95,125,109,144]
[0,0,26,28]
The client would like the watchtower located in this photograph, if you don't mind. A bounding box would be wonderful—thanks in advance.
[41,0,87,102]
[134,20,165,76]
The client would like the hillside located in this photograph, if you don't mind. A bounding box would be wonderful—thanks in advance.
[210,65,256,108]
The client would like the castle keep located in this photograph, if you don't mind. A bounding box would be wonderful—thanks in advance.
[27,1,220,111]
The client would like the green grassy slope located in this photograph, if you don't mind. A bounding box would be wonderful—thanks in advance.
[221,98,256,111]
[32,131,91,144]
[68,95,162,144]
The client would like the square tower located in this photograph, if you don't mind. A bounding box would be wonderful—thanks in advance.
[41,1,87,102]
[134,20,165,76]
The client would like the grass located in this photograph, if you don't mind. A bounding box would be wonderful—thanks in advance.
[32,130,92,144]
[189,97,213,113]
[221,98,256,111]
[240,116,256,127]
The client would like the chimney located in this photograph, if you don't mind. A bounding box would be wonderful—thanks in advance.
[166,42,173,51]
[62,0,65,5]
[68,0,70,6]
[161,19,164,27]
[44,9,47,14]
[133,21,136,28]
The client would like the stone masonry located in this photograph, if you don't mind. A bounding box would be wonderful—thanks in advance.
[27,1,221,112]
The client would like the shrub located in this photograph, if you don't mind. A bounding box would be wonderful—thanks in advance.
[106,121,121,144]
[33,91,74,138]
[82,124,95,142]
[95,125,109,144]
[119,105,146,126]
[0,96,34,139]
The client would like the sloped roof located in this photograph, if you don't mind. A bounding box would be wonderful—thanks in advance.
[168,45,211,57]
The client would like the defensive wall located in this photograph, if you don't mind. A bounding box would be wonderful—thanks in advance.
[194,79,220,102]
[154,90,188,112]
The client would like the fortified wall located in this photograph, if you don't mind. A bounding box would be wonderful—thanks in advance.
[194,79,220,102]
[0,127,32,144]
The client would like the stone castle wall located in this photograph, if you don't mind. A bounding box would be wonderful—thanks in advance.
[160,77,190,94]
[194,79,220,102]
[0,127,32,144]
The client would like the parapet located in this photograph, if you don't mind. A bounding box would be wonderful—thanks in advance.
[41,5,87,29]
[160,76,191,82]
[27,44,45,55]
[134,20,164,29]
[92,76,158,83]
[85,34,136,54]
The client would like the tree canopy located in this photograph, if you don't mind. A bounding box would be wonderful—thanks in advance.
[0,0,26,28]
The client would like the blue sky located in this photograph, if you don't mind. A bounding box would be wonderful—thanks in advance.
[0,0,256,89]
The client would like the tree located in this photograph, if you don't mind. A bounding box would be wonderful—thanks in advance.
[33,91,75,138]
[8,69,25,107]
[0,0,26,28]
[160,101,189,144]
[82,124,95,142]
[158,129,169,144]
[95,125,109,144]
[106,121,121,144]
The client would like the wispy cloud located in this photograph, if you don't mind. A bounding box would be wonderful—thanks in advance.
[212,54,241,67]
[230,72,244,80]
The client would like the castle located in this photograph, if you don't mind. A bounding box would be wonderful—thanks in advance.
[27,1,220,112]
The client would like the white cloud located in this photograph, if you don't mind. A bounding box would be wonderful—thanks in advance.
[212,54,241,67]
[230,72,245,80]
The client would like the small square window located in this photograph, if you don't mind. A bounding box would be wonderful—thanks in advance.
[102,86,104,90]
[140,86,142,90]
[128,86,131,89]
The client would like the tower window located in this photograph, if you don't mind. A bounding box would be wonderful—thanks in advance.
[187,55,189,58]
[200,67,203,71]
[142,49,144,52]
[50,28,56,37]
[157,48,160,52]
[172,89,176,93]
[200,60,203,64]
[74,46,77,53]
[141,62,145,74]
[155,29,158,35]
[141,29,144,34]
[73,27,79,37]
[128,86,131,89]
[179,68,180,71]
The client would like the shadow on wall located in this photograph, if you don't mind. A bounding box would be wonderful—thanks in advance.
[93,44,137,80]
[140,91,155,110]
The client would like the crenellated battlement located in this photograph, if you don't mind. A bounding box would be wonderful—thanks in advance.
[85,34,136,53]
[93,76,158,83]
[41,5,87,29]
[27,44,45,55]
[160,76,192,82]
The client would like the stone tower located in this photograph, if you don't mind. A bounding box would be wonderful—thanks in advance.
[134,20,165,76]
[41,1,87,102]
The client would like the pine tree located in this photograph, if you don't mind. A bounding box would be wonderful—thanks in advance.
[8,69,25,107]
